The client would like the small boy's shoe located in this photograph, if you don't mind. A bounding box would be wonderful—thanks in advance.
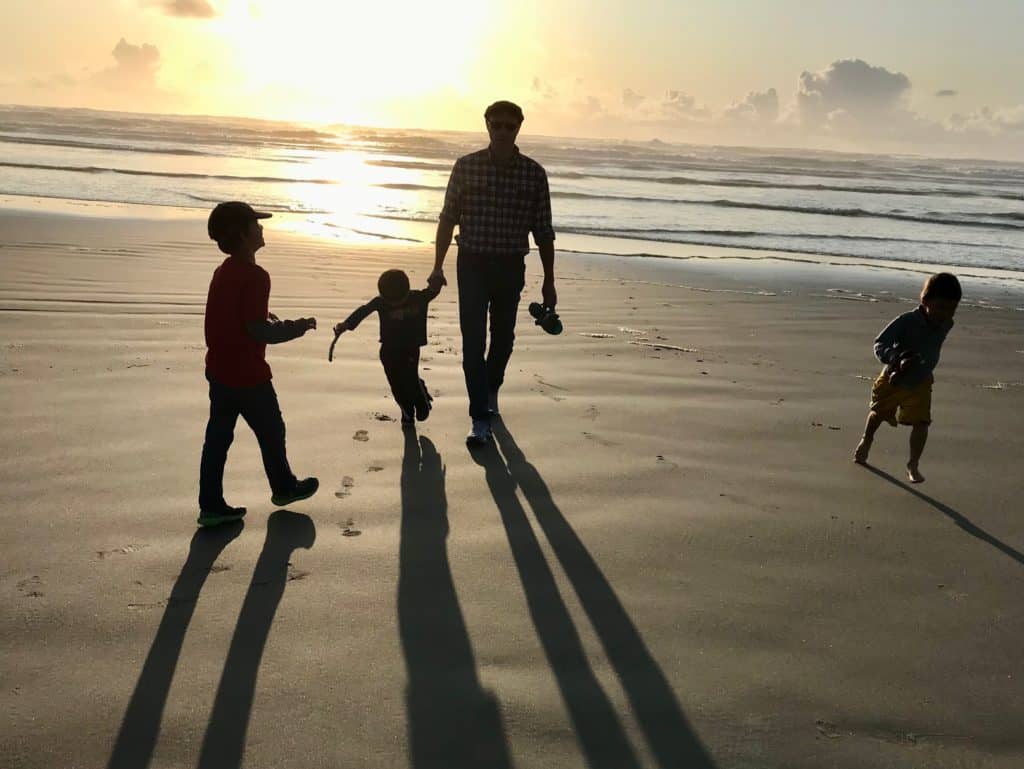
[271,477,319,507]
[487,390,499,416]
[197,505,247,528]
[465,419,492,446]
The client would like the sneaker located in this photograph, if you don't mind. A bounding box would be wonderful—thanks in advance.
[465,419,492,446]
[197,505,247,528]
[271,477,319,507]
[487,390,499,416]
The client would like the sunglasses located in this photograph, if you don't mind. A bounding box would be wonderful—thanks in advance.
[488,120,520,132]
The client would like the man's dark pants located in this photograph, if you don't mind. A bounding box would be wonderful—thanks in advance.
[380,346,428,416]
[198,373,297,511]
[457,250,526,421]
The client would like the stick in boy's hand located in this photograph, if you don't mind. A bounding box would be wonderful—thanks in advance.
[328,322,346,362]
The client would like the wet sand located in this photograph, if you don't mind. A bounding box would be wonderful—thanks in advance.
[2,207,1023,769]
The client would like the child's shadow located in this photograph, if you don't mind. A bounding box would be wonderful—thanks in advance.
[399,430,511,768]
[863,464,1024,566]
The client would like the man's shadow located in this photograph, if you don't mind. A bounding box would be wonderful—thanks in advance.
[196,510,316,769]
[399,429,512,769]
[862,464,1024,566]
[107,521,243,769]
[482,420,717,769]
[472,431,647,769]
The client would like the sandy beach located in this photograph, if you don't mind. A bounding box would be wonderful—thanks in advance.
[2,205,1023,769]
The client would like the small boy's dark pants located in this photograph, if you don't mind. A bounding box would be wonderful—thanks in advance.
[380,346,427,415]
[198,373,297,511]
[457,250,526,421]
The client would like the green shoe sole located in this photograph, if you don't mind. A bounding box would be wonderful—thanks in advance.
[197,509,246,527]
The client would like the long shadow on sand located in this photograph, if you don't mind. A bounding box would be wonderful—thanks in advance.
[488,420,716,769]
[863,464,1024,566]
[107,522,243,769]
[399,430,512,768]
[196,510,316,769]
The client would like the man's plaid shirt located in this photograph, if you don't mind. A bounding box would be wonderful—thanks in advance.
[439,147,555,256]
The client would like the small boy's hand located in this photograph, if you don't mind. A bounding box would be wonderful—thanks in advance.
[428,268,447,287]
[304,317,317,332]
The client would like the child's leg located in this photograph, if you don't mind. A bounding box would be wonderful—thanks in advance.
[853,410,884,463]
[380,347,416,418]
[907,423,928,483]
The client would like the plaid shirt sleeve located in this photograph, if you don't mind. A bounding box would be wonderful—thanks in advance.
[438,159,461,224]
[531,168,555,245]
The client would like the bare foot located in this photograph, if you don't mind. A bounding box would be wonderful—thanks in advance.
[907,464,925,483]
[853,437,872,464]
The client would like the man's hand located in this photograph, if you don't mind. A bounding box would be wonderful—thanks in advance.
[428,268,447,287]
[332,322,348,336]
[542,278,557,309]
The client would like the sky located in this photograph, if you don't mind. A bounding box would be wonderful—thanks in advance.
[2,0,1024,159]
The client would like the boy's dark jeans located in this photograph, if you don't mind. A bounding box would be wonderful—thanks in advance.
[198,373,297,511]
[380,346,427,415]
[457,250,526,421]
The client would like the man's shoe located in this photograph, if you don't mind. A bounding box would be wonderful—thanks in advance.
[415,379,432,421]
[487,390,499,416]
[465,419,492,446]
[271,477,319,507]
[197,505,247,527]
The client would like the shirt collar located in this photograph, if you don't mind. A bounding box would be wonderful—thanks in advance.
[487,145,521,168]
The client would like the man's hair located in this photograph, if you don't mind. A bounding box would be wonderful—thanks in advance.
[921,272,962,303]
[378,269,410,301]
[484,100,524,124]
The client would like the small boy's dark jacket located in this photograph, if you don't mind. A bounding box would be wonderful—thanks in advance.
[343,284,441,348]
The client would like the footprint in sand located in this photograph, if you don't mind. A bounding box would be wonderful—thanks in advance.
[372,412,395,422]
[353,430,369,442]
[287,566,310,582]
[367,464,384,472]
[584,405,599,420]
[582,431,619,447]
[810,422,842,430]
[339,518,362,537]
[97,544,148,560]
[17,576,44,598]
[335,476,355,498]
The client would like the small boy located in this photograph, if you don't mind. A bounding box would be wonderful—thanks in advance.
[853,272,961,483]
[331,269,441,425]
[199,201,320,527]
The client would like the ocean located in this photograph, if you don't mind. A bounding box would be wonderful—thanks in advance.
[1,105,1022,276]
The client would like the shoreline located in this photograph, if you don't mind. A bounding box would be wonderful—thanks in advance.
[3,194,1023,299]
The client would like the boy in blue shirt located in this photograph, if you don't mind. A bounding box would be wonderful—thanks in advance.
[331,269,442,425]
[854,272,961,483]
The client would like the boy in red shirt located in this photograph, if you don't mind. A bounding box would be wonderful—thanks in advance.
[198,202,319,526]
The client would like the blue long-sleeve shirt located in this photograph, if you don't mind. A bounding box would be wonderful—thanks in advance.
[873,306,954,388]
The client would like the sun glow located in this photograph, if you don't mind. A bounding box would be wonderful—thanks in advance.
[208,0,497,126]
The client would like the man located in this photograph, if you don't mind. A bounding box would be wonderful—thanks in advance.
[198,201,319,527]
[430,100,557,445]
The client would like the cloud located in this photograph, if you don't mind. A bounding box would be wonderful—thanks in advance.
[94,38,161,90]
[948,105,1024,135]
[797,58,910,129]
[622,88,645,110]
[935,89,958,98]
[724,88,779,123]
[143,0,217,18]
[661,89,709,119]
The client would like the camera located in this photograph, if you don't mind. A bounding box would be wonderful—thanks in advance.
[528,302,562,335]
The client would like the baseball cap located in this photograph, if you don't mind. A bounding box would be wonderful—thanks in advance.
[207,201,272,243]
